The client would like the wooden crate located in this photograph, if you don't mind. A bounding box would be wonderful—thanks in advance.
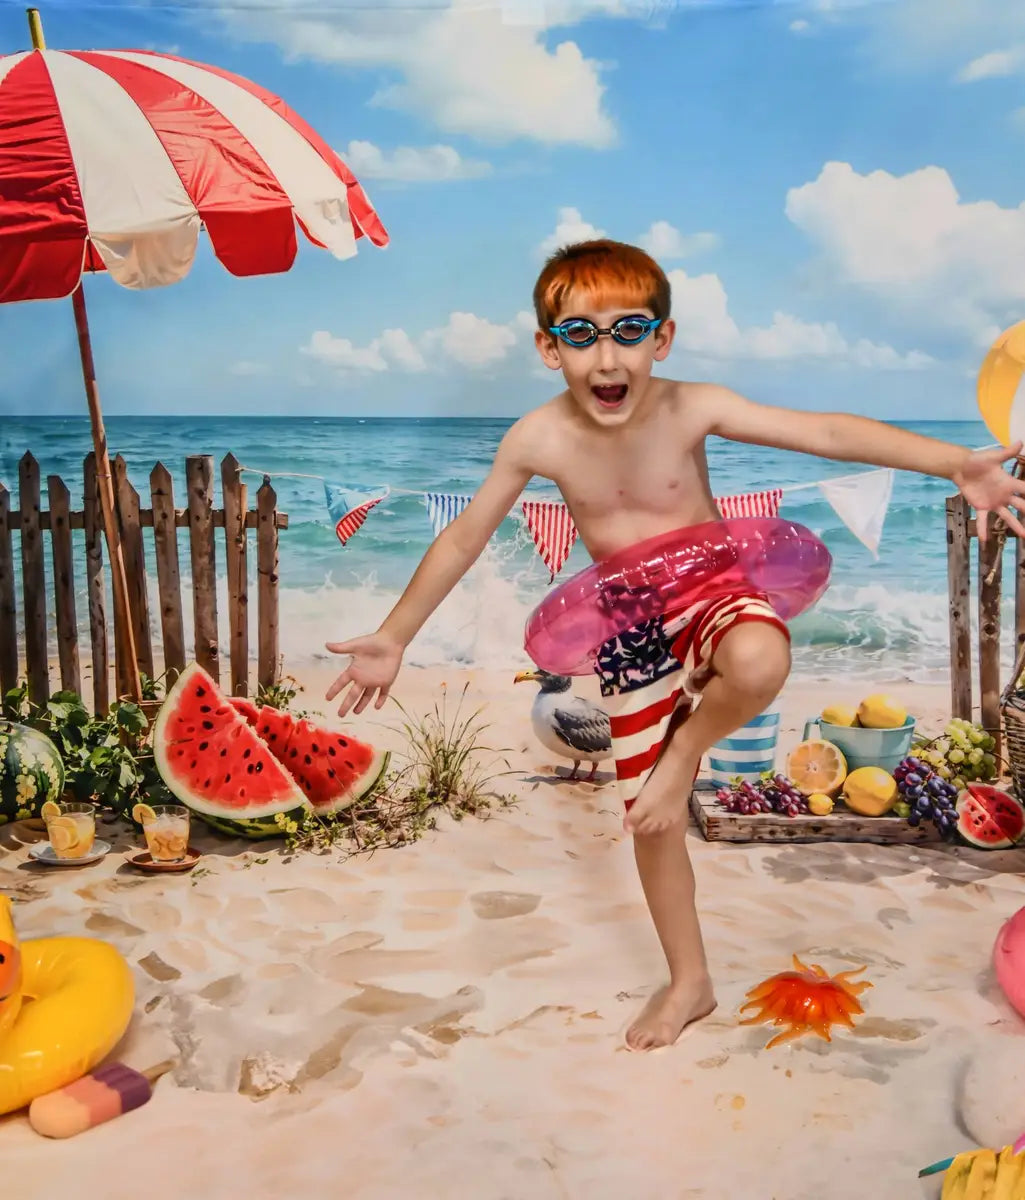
[689,782,944,845]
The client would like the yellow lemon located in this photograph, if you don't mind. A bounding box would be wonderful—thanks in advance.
[842,766,898,816]
[857,694,908,729]
[46,816,80,853]
[39,800,62,823]
[807,792,835,816]
[820,704,858,727]
[785,740,848,797]
[132,803,157,826]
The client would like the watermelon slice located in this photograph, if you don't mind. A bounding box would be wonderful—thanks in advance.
[153,663,309,826]
[955,785,1025,850]
[249,706,389,814]
[153,662,389,839]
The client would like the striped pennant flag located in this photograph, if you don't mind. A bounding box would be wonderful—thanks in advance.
[715,488,783,520]
[521,500,578,581]
[324,481,390,547]
[423,492,472,537]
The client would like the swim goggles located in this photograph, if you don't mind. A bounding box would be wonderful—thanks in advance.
[547,315,662,348]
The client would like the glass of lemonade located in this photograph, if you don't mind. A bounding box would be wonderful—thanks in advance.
[44,801,96,861]
[139,804,190,863]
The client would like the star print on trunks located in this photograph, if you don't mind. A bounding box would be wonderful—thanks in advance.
[594,591,789,810]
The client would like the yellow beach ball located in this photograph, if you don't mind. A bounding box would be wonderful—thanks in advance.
[978,319,1025,446]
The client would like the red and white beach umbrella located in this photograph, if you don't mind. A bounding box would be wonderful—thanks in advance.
[0,41,388,302]
[0,10,389,703]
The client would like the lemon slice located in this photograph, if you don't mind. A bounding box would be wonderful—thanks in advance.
[47,816,79,853]
[785,739,848,797]
[40,800,62,822]
[132,803,157,826]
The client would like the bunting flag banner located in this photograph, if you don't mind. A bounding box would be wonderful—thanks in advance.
[522,500,578,581]
[424,492,472,537]
[816,468,894,559]
[715,488,783,519]
[324,481,390,546]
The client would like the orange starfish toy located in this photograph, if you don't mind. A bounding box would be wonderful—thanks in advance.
[739,955,872,1049]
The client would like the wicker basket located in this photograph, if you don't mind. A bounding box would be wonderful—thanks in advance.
[1000,636,1025,800]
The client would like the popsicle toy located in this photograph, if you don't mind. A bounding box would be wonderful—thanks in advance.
[28,1059,175,1138]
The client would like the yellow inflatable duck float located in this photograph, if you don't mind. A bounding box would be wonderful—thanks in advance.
[0,894,134,1115]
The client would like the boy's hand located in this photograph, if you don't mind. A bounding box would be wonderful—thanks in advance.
[951,441,1025,543]
[325,632,404,717]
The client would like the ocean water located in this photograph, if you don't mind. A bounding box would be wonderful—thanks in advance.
[0,415,1015,685]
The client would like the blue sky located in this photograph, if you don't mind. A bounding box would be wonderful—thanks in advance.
[1,0,1024,419]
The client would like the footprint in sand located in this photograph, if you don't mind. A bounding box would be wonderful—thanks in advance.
[469,891,542,920]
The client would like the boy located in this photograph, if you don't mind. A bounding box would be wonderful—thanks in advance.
[325,239,1025,1051]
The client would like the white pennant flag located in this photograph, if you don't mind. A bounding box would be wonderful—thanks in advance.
[423,492,472,537]
[817,468,894,559]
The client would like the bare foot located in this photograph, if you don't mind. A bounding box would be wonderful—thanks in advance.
[625,981,717,1051]
[624,758,697,836]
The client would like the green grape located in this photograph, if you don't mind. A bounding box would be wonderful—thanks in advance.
[948,747,965,763]
[968,729,985,746]
[968,748,984,765]
[937,764,952,779]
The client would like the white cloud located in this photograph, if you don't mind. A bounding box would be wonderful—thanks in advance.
[228,360,269,377]
[217,2,615,147]
[423,311,518,366]
[637,220,719,260]
[302,328,427,373]
[301,309,536,374]
[956,46,1025,83]
[784,160,1025,336]
[536,206,607,256]
[790,19,811,34]
[666,267,931,369]
[340,140,492,182]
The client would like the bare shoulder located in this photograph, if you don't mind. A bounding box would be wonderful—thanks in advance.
[496,394,571,475]
[659,378,750,435]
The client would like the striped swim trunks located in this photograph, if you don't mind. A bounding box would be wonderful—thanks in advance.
[594,591,789,810]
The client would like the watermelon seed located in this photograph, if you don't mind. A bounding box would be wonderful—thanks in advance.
[246,764,255,774]
[205,779,212,789]
[328,768,335,779]
[220,748,227,757]
[197,686,206,696]
[305,755,312,766]
[345,760,354,769]
[243,748,251,759]
[191,760,198,769]
[328,746,336,756]
[200,704,211,713]
[202,720,214,731]
[224,774,231,783]
[311,743,319,753]
[255,762,263,773]
[199,742,208,752]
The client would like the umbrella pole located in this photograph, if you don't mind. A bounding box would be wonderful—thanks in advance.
[72,283,143,705]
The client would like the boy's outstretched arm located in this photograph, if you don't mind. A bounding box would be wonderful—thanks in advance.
[700,384,1025,543]
[325,421,537,716]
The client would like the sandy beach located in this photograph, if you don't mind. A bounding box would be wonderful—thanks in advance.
[2,665,1025,1199]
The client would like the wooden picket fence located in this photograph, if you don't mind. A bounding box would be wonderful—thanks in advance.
[946,493,1025,754]
[0,451,288,714]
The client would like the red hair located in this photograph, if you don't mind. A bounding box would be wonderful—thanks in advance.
[532,238,671,330]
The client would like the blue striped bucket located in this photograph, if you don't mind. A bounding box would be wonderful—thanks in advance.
[707,699,783,786]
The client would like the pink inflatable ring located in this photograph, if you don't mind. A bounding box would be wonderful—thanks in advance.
[524,516,832,676]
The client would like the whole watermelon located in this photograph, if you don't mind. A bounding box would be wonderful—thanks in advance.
[0,721,65,823]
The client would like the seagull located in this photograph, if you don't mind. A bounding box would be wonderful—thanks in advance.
[514,668,613,782]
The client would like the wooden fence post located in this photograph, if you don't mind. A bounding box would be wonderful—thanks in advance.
[47,474,81,696]
[257,476,279,692]
[946,495,972,720]
[221,453,249,697]
[978,529,1003,750]
[19,453,48,707]
[0,482,17,698]
[186,455,219,682]
[113,455,154,683]
[83,454,109,715]
[150,462,186,687]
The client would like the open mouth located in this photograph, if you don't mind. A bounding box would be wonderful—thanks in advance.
[592,384,627,408]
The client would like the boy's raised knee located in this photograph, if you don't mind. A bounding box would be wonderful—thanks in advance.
[712,621,790,700]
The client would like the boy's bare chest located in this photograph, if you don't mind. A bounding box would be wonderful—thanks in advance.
[553,443,713,523]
